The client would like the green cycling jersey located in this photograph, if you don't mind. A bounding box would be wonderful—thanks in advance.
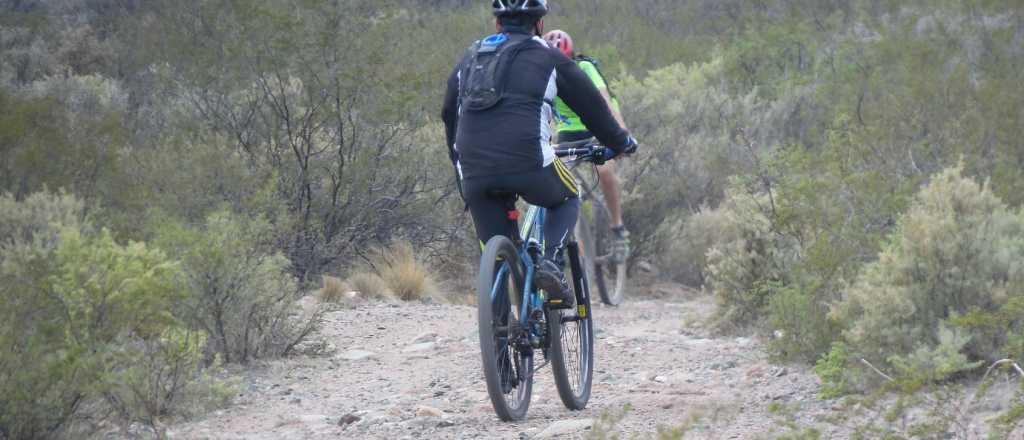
[553,59,620,134]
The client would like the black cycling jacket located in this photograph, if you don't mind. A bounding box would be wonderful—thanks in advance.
[441,29,631,179]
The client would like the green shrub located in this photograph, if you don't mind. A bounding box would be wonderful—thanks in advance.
[0,192,223,438]
[831,165,1024,384]
[815,342,851,399]
[151,210,320,364]
[103,329,237,433]
[656,206,725,287]
[703,185,795,328]
[768,283,835,362]
[887,324,984,389]
[0,190,86,248]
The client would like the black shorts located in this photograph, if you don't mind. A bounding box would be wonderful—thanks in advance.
[462,163,579,250]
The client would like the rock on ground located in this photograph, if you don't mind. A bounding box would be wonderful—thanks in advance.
[536,418,595,438]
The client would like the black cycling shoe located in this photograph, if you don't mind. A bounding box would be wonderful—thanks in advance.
[535,259,574,308]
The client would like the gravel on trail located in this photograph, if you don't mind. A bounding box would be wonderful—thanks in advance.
[168,286,835,439]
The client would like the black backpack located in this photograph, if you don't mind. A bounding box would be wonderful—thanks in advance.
[458,32,532,112]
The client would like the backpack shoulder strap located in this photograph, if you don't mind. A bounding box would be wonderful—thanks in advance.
[574,54,616,98]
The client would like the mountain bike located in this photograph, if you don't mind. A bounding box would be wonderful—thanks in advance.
[570,142,629,306]
[476,141,602,421]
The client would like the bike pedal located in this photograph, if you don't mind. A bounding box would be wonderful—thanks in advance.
[546,299,573,310]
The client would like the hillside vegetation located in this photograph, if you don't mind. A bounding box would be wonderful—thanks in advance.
[2,0,1023,438]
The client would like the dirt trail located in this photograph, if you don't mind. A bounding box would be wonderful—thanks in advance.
[169,286,833,439]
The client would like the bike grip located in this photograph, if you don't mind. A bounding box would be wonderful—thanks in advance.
[601,147,618,162]
[622,136,638,155]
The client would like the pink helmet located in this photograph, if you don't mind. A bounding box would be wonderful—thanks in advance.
[543,30,574,57]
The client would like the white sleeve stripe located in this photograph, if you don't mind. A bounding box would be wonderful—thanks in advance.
[540,67,558,167]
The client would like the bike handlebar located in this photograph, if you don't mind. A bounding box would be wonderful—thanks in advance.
[553,138,606,163]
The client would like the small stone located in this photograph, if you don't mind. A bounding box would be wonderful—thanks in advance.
[297,414,330,424]
[654,375,668,383]
[746,365,766,378]
[772,390,793,401]
[338,350,376,361]
[711,360,738,371]
[772,367,788,377]
[536,419,595,438]
[412,332,439,344]
[338,413,361,427]
[403,342,437,353]
[415,406,443,418]
[437,419,456,428]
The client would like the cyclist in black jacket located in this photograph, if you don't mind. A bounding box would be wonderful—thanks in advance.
[441,0,637,307]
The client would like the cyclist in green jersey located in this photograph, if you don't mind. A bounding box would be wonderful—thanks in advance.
[543,29,631,261]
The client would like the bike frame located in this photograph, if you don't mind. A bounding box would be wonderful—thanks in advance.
[515,205,545,328]
[486,204,546,335]
[478,141,599,420]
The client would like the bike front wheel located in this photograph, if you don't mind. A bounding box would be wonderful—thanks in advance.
[477,235,533,421]
[549,241,594,410]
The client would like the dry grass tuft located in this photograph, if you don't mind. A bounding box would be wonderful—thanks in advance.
[345,272,393,300]
[317,275,349,303]
[374,241,437,301]
[340,241,439,302]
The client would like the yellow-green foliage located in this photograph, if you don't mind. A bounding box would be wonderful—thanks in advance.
[703,185,792,327]
[0,192,224,438]
[832,166,1024,385]
[104,328,237,432]
[814,342,850,399]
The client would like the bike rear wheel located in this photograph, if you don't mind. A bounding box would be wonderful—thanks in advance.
[549,241,594,410]
[593,203,628,306]
[477,235,533,421]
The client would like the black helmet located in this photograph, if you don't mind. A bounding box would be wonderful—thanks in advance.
[492,0,548,18]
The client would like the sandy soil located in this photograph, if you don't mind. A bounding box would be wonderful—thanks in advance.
[167,284,860,439]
